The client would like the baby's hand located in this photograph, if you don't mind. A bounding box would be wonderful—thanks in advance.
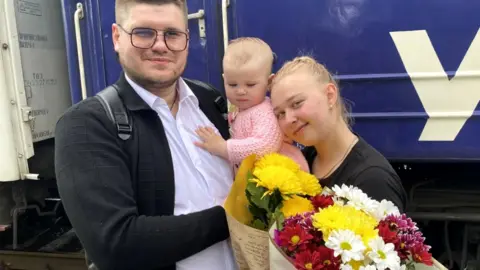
[194,126,228,159]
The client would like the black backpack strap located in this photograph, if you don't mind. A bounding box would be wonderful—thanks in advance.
[95,84,132,141]
[95,79,223,141]
[183,78,228,115]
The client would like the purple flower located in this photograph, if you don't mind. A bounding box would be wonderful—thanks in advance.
[384,213,418,233]
[284,211,315,229]
[274,229,282,246]
[399,232,426,249]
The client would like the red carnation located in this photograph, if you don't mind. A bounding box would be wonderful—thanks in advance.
[293,250,323,270]
[394,239,410,260]
[316,246,340,270]
[294,247,340,270]
[378,220,399,244]
[410,244,433,266]
[311,195,334,210]
[277,224,314,252]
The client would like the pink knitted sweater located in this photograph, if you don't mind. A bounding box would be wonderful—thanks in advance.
[226,98,309,172]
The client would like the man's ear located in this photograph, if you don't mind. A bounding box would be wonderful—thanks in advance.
[185,29,190,51]
[112,23,120,52]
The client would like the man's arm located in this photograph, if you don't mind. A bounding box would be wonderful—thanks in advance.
[54,100,229,270]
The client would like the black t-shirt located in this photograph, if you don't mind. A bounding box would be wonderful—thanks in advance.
[303,137,408,212]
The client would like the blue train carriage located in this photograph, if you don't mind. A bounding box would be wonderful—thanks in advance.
[0,0,478,269]
[63,0,480,161]
[62,1,480,268]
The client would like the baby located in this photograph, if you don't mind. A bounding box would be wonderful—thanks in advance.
[194,37,309,172]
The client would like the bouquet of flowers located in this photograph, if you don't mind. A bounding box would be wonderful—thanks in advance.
[223,153,445,270]
[224,153,322,269]
[271,184,438,270]
[244,153,322,231]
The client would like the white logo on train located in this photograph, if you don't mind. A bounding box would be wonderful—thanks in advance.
[390,29,480,141]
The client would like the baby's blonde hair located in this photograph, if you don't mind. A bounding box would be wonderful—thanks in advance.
[223,37,274,74]
[271,56,351,126]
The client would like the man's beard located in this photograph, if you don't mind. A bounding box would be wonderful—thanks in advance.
[120,56,184,91]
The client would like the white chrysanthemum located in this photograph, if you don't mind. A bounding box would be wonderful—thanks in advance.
[332,184,378,213]
[372,200,401,221]
[331,185,353,206]
[363,256,374,267]
[346,189,379,214]
[360,265,377,270]
[333,197,346,206]
[322,186,335,196]
[326,229,366,262]
[332,184,354,198]
[367,237,401,270]
[340,264,354,270]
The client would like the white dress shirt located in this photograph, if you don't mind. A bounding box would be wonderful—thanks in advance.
[125,74,237,270]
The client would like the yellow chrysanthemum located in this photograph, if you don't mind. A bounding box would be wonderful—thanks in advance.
[254,153,300,173]
[296,170,322,196]
[312,205,379,245]
[281,195,314,218]
[349,260,364,270]
[251,166,303,198]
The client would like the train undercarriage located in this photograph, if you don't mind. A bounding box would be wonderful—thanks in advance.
[1,158,480,270]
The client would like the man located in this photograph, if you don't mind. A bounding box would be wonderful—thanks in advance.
[54,0,236,269]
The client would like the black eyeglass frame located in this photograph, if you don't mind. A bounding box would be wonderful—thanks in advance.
[117,24,189,52]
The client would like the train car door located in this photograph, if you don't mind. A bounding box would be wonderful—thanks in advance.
[61,0,225,104]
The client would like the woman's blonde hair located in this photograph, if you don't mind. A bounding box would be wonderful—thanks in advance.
[271,56,351,127]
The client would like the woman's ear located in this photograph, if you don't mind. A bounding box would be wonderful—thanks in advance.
[267,73,275,91]
[325,83,338,109]
[268,73,275,84]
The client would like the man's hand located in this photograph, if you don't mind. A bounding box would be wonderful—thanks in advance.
[194,126,229,159]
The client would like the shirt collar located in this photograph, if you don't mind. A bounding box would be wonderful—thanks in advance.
[177,77,199,106]
[125,73,198,109]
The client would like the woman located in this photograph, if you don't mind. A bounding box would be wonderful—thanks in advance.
[270,56,407,212]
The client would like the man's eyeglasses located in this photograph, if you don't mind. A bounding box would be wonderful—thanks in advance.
[117,24,188,52]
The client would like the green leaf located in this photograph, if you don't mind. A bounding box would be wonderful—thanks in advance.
[268,189,284,212]
[273,205,285,230]
[248,204,267,221]
[246,180,270,211]
[251,218,267,230]
[245,180,260,208]
[245,171,272,230]
[246,170,254,181]
[406,261,416,270]
[246,179,262,198]
[248,204,268,230]
[251,191,270,212]
[245,185,254,205]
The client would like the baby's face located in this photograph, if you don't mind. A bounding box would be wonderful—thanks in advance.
[223,65,271,111]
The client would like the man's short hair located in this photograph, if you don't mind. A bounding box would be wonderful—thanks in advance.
[115,0,188,25]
